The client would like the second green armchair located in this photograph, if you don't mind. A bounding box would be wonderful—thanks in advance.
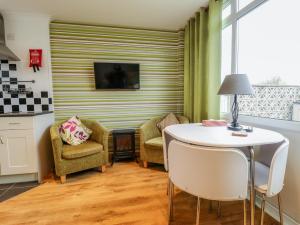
[139,114,189,168]
[50,119,109,183]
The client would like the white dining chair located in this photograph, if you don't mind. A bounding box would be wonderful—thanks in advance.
[162,130,175,196]
[162,130,172,172]
[238,146,251,159]
[167,140,249,225]
[254,138,289,225]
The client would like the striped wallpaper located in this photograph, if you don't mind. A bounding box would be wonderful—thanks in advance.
[50,21,184,133]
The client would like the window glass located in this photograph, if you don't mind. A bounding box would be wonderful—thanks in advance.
[235,0,300,120]
[222,4,231,20]
[221,25,232,79]
[221,25,232,113]
[237,0,300,85]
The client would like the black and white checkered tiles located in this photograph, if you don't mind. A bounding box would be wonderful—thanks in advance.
[0,60,52,114]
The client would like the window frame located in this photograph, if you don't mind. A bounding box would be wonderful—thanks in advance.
[221,0,269,114]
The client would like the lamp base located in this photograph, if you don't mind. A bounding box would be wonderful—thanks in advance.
[227,123,243,131]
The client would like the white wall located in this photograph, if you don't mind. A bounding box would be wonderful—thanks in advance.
[0,12,54,183]
[239,115,300,224]
[2,11,53,95]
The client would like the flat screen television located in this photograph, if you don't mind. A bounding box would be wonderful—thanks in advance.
[94,62,140,89]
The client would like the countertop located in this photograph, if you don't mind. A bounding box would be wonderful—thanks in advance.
[0,111,53,117]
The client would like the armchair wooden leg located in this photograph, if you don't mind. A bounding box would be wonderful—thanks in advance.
[100,165,106,173]
[143,161,148,168]
[60,175,66,184]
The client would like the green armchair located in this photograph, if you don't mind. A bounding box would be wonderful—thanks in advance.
[139,114,189,168]
[50,119,109,183]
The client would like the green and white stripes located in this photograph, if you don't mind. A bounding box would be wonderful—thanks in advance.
[50,21,184,130]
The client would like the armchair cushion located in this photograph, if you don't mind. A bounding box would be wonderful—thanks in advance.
[145,137,163,150]
[62,140,103,159]
[59,116,92,146]
[156,113,179,132]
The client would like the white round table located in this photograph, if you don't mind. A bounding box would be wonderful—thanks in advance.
[165,123,284,148]
[164,123,285,225]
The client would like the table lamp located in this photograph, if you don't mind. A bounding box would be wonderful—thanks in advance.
[218,74,254,131]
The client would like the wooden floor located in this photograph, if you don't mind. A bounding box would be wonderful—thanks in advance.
[0,163,279,225]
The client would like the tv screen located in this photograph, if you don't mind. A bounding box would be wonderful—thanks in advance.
[94,62,140,89]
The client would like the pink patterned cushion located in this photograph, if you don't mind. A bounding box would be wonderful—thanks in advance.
[59,116,92,146]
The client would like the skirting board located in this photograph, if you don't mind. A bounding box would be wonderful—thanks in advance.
[0,173,38,184]
[255,195,300,225]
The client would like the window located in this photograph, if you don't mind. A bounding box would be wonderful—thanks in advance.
[222,3,231,20]
[221,0,300,120]
[221,25,232,113]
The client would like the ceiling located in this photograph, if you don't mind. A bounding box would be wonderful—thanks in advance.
[0,0,209,30]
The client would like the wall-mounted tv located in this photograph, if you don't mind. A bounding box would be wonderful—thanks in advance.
[94,62,140,89]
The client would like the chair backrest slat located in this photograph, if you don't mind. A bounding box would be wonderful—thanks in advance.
[162,130,174,171]
[256,141,284,167]
[267,139,289,197]
[168,140,249,201]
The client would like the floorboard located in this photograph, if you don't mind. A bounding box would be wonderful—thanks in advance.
[0,163,279,225]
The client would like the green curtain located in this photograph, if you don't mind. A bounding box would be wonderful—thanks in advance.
[184,0,222,122]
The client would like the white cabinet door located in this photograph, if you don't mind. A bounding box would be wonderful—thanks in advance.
[0,130,37,175]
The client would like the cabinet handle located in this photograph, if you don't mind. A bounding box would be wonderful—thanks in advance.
[8,122,21,125]
[0,137,3,144]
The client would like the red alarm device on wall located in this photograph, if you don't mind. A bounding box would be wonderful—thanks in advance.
[29,49,42,72]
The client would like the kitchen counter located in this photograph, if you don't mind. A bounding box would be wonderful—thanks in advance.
[0,111,54,184]
[0,111,53,117]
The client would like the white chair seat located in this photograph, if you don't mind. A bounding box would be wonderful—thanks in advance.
[254,162,269,193]
[253,139,289,225]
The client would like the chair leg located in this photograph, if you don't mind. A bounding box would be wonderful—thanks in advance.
[167,177,170,196]
[260,194,266,225]
[168,180,174,224]
[143,161,148,168]
[196,197,201,225]
[243,200,247,225]
[278,194,283,225]
[60,175,66,184]
[217,201,221,218]
[170,181,174,219]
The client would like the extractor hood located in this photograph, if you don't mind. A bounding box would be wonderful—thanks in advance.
[0,13,20,61]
